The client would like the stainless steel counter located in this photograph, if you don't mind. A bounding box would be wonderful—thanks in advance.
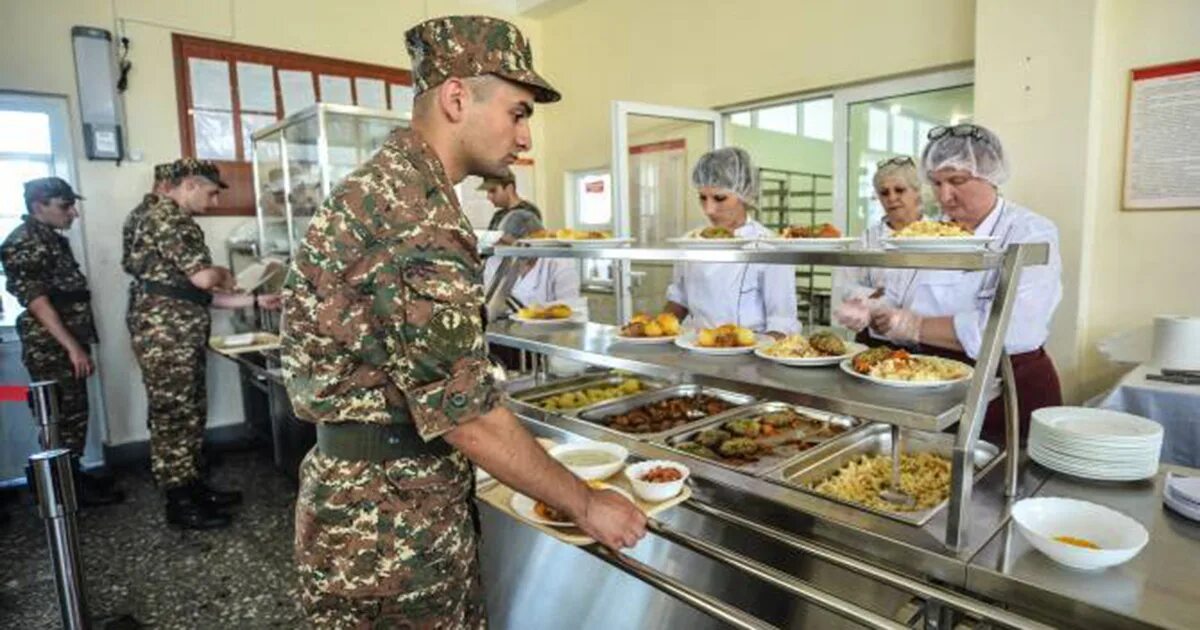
[488,320,989,431]
[967,464,1200,630]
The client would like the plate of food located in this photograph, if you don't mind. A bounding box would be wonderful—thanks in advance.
[511,303,583,324]
[510,482,633,527]
[615,312,681,343]
[522,228,635,248]
[755,331,868,366]
[840,346,973,388]
[674,325,762,355]
[665,226,751,249]
[758,223,858,250]
[881,220,997,251]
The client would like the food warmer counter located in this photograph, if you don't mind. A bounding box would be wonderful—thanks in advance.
[474,243,1200,629]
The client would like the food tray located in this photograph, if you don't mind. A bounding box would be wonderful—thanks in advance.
[662,402,865,476]
[512,373,669,415]
[577,385,757,441]
[208,332,280,356]
[476,471,692,546]
[769,425,1001,526]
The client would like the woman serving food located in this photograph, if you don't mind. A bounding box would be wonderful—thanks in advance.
[844,124,1063,443]
[663,147,799,336]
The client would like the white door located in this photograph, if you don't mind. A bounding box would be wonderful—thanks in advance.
[610,101,724,323]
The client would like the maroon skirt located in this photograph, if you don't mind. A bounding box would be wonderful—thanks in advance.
[855,332,1062,445]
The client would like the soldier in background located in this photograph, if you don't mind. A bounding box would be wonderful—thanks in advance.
[0,177,124,506]
[123,158,279,530]
[480,170,542,244]
[283,16,645,627]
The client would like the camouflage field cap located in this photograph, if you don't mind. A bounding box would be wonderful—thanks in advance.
[166,158,229,189]
[476,170,516,190]
[153,162,173,183]
[24,177,84,205]
[405,15,561,103]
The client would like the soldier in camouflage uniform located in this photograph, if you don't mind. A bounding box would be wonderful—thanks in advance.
[0,177,123,506]
[123,158,279,530]
[283,16,646,628]
[480,170,542,244]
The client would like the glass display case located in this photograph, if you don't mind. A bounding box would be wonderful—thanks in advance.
[250,103,409,258]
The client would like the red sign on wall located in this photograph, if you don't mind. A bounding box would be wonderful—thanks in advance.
[584,180,605,194]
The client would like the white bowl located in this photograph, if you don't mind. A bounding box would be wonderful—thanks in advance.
[624,460,690,502]
[549,441,628,481]
[1011,497,1149,571]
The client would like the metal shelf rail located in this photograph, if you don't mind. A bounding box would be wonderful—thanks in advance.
[487,242,1050,550]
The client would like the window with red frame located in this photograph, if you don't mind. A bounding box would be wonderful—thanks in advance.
[171,34,412,215]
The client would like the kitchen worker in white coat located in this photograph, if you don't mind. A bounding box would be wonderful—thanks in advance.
[483,216,581,314]
[663,147,799,336]
[834,155,925,340]
[849,124,1063,444]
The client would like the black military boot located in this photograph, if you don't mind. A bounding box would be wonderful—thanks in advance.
[188,479,243,509]
[73,459,125,507]
[165,486,231,530]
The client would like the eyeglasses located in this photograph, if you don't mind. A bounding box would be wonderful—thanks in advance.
[876,156,915,169]
[927,124,996,148]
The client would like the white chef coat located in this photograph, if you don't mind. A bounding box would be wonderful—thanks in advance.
[665,219,800,334]
[833,220,917,342]
[893,198,1062,359]
[483,256,581,311]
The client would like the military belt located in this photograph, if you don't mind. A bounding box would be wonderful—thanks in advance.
[141,280,213,306]
[316,421,452,462]
[46,289,91,307]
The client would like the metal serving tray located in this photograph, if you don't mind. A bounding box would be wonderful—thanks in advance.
[661,402,866,476]
[576,385,757,441]
[769,425,1001,526]
[512,373,669,416]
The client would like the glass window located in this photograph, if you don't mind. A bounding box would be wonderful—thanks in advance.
[730,111,751,127]
[916,120,936,155]
[280,70,316,114]
[892,114,915,156]
[756,104,798,135]
[236,62,276,112]
[868,108,889,151]
[389,84,414,115]
[802,98,833,140]
[319,75,353,105]
[188,58,232,110]
[0,112,51,154]
[193,111,236,160]
[355,78,387,109]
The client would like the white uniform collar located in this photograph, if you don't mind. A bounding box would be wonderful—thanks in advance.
[972,196,1006,236]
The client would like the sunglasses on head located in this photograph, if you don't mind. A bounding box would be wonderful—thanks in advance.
[927,124,995,148]
[876,156,915,169]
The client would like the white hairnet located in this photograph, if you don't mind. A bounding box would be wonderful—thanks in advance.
[692,147,758,204]
[873,158,921,192]
[920,124,1010,186]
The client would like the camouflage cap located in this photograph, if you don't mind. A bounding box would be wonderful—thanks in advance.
[153,162,173,183]
[476,171,515,190]
[165,157,229,189]
[405,16,561,104]
[24,177,84,206]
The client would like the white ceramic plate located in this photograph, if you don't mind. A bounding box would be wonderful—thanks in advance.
[756,237,858,250]
[1028,448,1158,481]
[511,312,586,326]
[510,484,633,528]
[838,357,973,388]
[665,237,752,249]
[882,235,998,251]
[1011,497,1149,570]
[1032,407,1163,442]
[559,237,636,248]
[673,331,762,355]
[516,237,566,246]
[613,333,678,345]
[755,341,868,367]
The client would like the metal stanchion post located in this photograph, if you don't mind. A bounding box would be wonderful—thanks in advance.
[28,380,61,451]
[28,448,91,629]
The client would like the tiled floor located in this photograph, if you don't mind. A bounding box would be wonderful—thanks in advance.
[0,450,303,629]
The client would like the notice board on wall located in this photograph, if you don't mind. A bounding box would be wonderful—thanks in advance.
[1123,59,1200,210]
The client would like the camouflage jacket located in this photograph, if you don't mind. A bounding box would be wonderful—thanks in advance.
[121,193,213,323]
[0,216,97,346]
[486,199,542,232]
[282,128,502,440]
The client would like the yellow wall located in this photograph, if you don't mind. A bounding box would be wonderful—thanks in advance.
[0,0,544,446]
[535,0,977,228]
[1078,0,1200,397]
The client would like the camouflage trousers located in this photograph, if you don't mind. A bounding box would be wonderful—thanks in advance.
[22,340,90,455]
[294,445,486,629]
[129,310,208,489]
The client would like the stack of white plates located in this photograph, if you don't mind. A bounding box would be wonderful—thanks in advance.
[1163,472,1200,522]
[1029,407,1163,481]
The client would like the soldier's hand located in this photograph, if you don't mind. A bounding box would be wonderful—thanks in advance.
[576,488,647,551]
[67,347,93,379]
[255,293,282,310]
